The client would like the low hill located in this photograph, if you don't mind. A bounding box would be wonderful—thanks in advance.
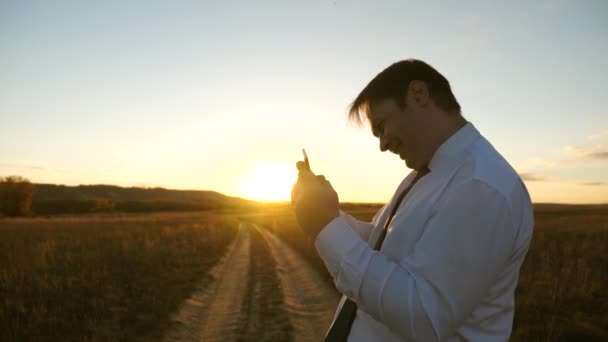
[31,184,256,215]
[34,184,233,202]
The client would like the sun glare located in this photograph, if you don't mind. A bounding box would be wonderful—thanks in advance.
[240,162,297,201]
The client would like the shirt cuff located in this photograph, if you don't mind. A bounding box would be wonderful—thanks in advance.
[314,215,367,279]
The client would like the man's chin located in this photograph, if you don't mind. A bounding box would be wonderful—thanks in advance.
[404,158,422,170]
[399,153,415,168]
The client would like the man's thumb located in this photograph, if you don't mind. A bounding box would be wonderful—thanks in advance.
[296,161,309,172]
[296,161,315,178]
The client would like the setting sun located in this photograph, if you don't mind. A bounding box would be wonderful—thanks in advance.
[240,162,297,201]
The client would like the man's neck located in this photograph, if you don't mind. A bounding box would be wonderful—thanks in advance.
[418,114,467,170]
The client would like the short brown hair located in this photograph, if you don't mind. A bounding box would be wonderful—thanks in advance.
[348,59,462,125]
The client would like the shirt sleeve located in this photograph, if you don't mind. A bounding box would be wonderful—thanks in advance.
[315,180,516,341]
[337,204,387,242]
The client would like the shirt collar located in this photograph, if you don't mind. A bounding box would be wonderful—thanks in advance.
[427,122,480,172]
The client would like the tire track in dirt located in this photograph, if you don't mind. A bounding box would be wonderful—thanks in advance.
[164,223,340,342]
[164,223,251,342]
[257,225,341,342]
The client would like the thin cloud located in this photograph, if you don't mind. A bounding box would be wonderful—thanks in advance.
[588,129,608,141]
[520,133,608,174]
[581,181,606,186]
[0,162,46,171]
[520,173,547,182]
[516,157,557,172]
[562,146,608,160]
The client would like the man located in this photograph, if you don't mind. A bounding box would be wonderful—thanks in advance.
[291,59,534,341]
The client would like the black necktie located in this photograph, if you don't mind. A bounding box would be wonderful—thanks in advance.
[324,167,430,342]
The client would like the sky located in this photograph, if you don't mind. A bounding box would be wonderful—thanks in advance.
[1,0,607,203]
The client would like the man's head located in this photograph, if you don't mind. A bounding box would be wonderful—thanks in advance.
[348,59,466,170]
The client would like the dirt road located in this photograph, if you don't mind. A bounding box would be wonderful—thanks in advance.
[258,226,340,342]
[164,223,339,342]
[164,223,252,342]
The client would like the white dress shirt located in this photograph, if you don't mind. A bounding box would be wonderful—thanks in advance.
[315,123,534,341]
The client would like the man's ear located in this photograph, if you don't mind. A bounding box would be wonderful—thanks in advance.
[407,80,429,108]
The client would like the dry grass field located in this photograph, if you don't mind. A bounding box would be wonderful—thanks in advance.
[245,202,608,341]
[0,212,238,341]
[512,204,608,341]
[1,204,607,341]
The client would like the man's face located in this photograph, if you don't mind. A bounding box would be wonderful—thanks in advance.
[368,98,428,170]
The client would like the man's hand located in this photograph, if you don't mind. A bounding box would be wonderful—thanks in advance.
[291,161,339,239]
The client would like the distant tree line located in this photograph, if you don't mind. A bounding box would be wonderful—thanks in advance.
[1,176,261,216]
[31,199,238,215]
[0,176,34,217]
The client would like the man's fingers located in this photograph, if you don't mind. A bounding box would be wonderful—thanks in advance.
[296,160,316,180]
[315,175,335,190]
[292,167,333,207]
[298,171,316,184]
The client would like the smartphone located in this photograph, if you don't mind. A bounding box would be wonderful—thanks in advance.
[302,148,310,171]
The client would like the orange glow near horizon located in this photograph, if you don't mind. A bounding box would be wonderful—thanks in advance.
[239,161,297,201]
